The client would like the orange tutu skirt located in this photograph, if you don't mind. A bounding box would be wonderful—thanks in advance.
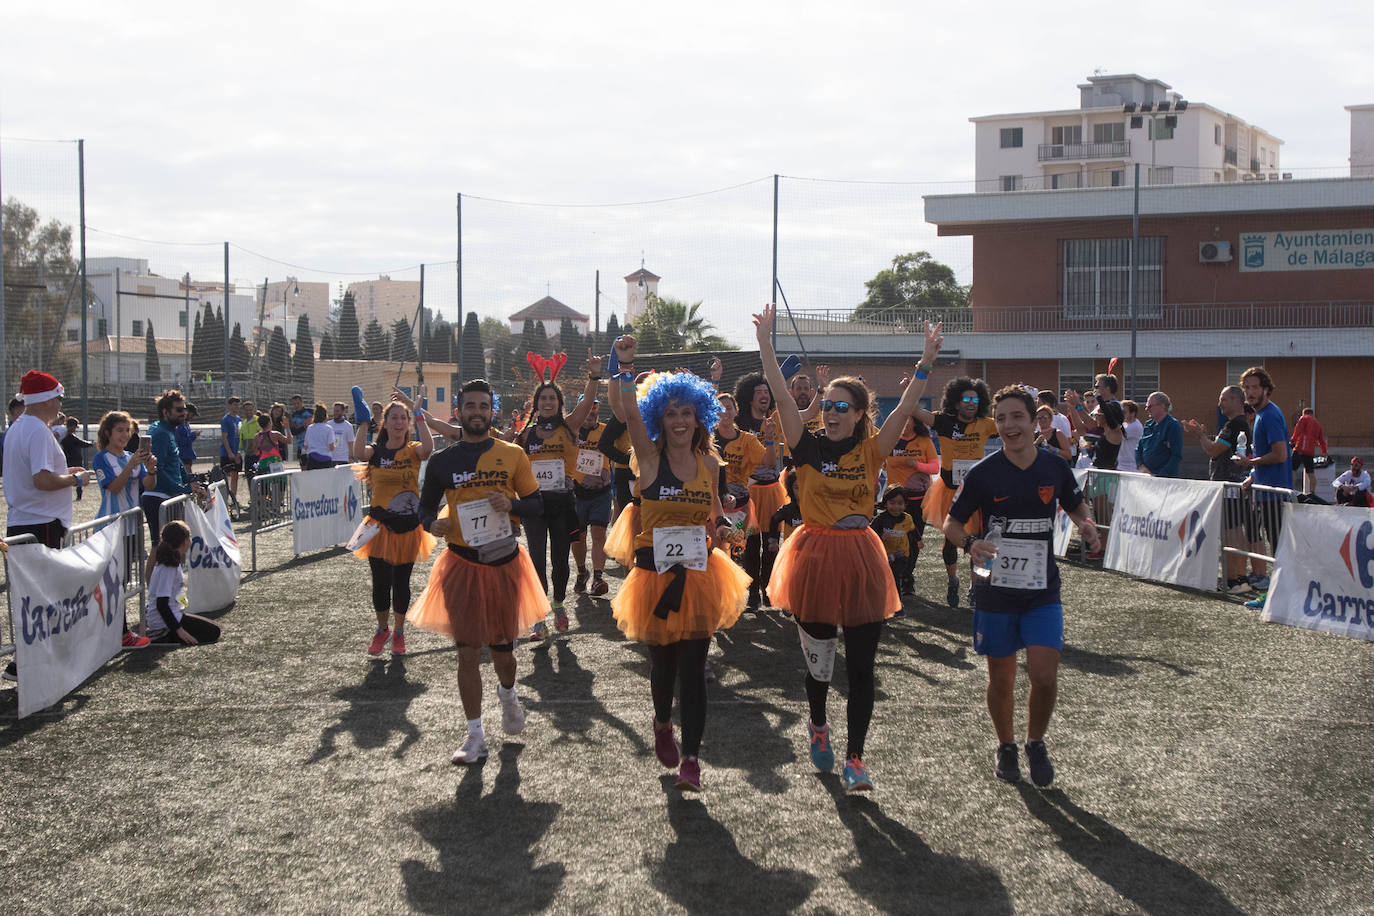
[408,546,551,646]
[353,519,438,566]
[611,549,751,644]
[921,478,981,535]
[749,480,786,535]
[767,525,900,626]
[605,503,640,567]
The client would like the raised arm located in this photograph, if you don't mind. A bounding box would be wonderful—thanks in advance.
[754,304,803,450]
[875,322,943,456]
[612,336,659,480]
[565,349,602,430]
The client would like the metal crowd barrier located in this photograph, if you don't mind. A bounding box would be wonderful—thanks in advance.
[250,467,299,572]
[62,506,149,636]
[1,533,39,659]
[1073,467,1296,593]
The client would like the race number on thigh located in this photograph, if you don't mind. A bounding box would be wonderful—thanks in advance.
[652,525,708,573]
[576,449,603,477]
[532,459,565,491]
[952,459,979,487]
[457,498,512,547]
[990,537,1048,590]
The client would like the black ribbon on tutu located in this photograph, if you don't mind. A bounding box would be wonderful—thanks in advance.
[653,564,688,619]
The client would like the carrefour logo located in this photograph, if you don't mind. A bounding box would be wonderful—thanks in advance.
[1300,520,1374,627]
[1338,520,1374,588]
[346,486,359,522]
[1177,509,1207,559]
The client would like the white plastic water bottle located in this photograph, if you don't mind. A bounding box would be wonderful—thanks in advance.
[974,522,1003,579]
[1236,430,1248,456]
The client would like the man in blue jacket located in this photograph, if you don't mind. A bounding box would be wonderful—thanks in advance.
[1136,391,1183,478]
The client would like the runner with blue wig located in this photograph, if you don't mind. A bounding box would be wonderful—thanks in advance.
[607,338,749,792]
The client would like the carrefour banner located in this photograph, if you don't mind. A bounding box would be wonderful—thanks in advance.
[186,489,241,613]
[8,524,125,718]
[1239,228,1374,272]
[1262,503,1374,642]
[1053,469,1089,557]
[1104,476,1222,590]
[291,464,363,554]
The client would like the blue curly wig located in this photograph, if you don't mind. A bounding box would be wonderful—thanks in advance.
[638,372,724,443]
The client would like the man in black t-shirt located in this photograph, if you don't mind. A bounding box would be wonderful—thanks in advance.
[944,385,1099,788]
[1184,384,1263,594]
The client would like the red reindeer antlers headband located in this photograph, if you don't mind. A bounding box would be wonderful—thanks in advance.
[525,351,569,383]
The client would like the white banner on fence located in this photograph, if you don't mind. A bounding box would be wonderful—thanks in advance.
[9,525,125,718]
[186,490,242,613]
[291,465,363,554]
[1104,475,1222,590]
[1262,503,1374,642]
[1053,469,1089,557]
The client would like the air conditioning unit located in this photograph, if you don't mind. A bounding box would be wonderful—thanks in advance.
[1200,241,1232,263]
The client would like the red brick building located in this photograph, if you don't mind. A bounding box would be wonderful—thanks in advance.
[778,177,1374,455]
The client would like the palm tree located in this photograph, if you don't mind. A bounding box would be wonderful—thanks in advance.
[638,294,734,353]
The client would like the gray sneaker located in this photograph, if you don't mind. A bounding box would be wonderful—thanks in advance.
[1024,739,1055,787]
[995,742,1020,783]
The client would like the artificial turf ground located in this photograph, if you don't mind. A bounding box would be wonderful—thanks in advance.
[1,492,1371,915]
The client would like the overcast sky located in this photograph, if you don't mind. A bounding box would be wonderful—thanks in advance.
[4,0,1372,346]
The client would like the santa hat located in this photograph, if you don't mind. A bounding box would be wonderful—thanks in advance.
[18,370,63,404]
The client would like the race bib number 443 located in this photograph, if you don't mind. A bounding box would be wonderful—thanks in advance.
[457,498,512,547]
[652,525,708,573]
[532,459,566,491]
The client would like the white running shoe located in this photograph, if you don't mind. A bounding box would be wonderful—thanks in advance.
[451,733,488,765]
[500,692,526,735]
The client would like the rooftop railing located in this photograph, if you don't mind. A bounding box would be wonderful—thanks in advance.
[779,300,1374,335]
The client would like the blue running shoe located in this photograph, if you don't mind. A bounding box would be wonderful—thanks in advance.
[842,755,873,793]
[1245,595,1266,610]
[808,721,835,772]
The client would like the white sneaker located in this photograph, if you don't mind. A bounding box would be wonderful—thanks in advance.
[451,733,488,765]
[500,692,526,735]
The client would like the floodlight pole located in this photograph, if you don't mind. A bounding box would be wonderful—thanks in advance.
[1129,163,1140,398]
[78,139,89,435]
[771,174,779,351]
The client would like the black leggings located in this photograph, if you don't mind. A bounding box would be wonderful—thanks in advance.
[368,558,415,620]
[800,619,883,760]
[649,638,711,756]
[524,492,575,603]
[151,613,221,645]
[743,532,766,598]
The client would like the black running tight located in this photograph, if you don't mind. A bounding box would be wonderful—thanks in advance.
[649,638,711,756]
[524,494,574,603]
[369,558,415,617]
[800,619,883,760]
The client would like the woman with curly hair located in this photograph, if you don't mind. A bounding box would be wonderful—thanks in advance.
[914,376,998,609]
[759,304,942,793]
[608,338,750,792]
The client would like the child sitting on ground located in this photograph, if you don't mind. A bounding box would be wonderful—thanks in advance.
[146,520,223,646]
[872,487,920,599]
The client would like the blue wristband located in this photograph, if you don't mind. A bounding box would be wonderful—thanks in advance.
[414,410,424,420]
[914,368,929,380]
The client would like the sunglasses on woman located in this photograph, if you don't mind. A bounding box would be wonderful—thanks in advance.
[820,399,853,413]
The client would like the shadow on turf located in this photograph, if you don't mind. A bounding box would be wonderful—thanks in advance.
[1016,785,1244,914]
[521,638,648,754]
[401,744,565,912]
[823,775,1014,913]
[650,790,818,914]
[307,656,426,762]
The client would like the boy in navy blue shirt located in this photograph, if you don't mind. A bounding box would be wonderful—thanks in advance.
[945,385,1099,788]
